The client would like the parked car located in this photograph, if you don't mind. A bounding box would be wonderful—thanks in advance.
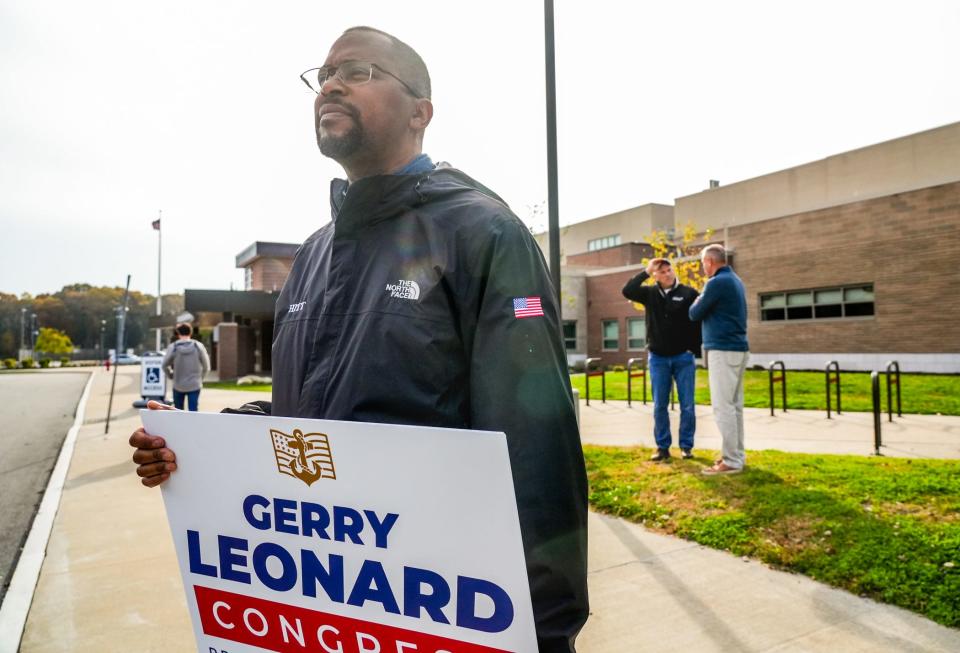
[109,353,141,365]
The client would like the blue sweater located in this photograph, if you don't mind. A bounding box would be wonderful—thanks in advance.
[688,267,749,351]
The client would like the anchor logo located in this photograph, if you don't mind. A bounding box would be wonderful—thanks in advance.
[269,428,337,486]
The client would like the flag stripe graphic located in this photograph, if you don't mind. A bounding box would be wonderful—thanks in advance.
[513,296,544,318]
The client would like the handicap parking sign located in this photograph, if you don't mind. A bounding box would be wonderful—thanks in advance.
[140,353,167,398]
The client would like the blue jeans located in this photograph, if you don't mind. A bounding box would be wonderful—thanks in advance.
[648,351,696,450]
[173,389,200,412]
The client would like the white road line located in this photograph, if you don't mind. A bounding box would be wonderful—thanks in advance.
[0,371,96,653]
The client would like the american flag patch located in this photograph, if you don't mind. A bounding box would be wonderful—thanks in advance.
[513,296,544,318]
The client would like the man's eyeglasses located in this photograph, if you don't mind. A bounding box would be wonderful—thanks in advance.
[299,61,423,98]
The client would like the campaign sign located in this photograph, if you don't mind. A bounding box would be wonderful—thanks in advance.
[142,410,537,653]
[140,353,166,398]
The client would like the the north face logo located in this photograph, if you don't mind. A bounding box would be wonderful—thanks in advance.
[385,279,420,300]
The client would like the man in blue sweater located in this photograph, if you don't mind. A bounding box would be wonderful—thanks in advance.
[688,244,749,475]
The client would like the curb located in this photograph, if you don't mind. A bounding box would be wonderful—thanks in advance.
[0,371,96,652]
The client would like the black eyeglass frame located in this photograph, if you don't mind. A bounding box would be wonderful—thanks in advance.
[299,61,424,98]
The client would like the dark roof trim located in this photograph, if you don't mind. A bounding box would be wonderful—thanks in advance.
[236,241,300,268]
[185,288,279,318]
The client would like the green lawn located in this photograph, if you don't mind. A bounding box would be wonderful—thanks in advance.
[584,445,960,627]
[205,371,960,415]
[204,381,272,393]
[571,370,960,415]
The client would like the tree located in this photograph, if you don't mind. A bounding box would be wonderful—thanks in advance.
[34,327,74,355]
[630,222,716,312]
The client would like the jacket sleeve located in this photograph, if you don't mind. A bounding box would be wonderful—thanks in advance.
[459,216,589,653]
[621,270,652,303]
[162,345,175,379]
[197,342,211,376]
[689,276,720,322]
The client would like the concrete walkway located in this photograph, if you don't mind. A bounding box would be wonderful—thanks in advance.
[7,368,960,651]
[578,400,960,459]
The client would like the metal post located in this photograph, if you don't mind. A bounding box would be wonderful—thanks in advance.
[543,0,561,308]
[584,357,600,407]
[643,354,648,405]
[106,275,131,435]
[871,371,883,455]
[627,357,646,407]
[768,361,786,415]
[30,313,37,361]
[156,209,162,352]
[19,307,26,361]
[885,360,901,420]
[769,363,774,417]
[825,361,841,419]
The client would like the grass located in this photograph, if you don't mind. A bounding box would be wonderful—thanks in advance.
[204,371,960,415]
[584,445,960,628]
[204,381,272,393]
[571,370,960,415]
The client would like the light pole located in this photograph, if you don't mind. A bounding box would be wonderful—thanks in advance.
[19,307,26,361]
[99,319,107,361]
[30,313,37,359]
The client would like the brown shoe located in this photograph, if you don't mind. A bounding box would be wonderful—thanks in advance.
[702,462,743,476]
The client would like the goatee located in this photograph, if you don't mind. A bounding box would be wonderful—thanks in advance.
[319,125,364,160]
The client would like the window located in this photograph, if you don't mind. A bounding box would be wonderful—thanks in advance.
[244,267,253,291]
[587,234,621,251]
[562,321,577,350]
[601,319,619,351]
[759,284,875,322]
[627,317,646,350]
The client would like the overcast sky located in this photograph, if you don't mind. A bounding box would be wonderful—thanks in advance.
[2,0,958,297]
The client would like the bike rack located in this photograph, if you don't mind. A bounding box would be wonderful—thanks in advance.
[825,360,841,419]
[885,360,902,422]
[768,360,787,416]
[626,357,647,407]
[871,371,883,455]
[584,357,605,406]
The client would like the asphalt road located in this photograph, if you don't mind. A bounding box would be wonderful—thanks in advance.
[0,370,90,604]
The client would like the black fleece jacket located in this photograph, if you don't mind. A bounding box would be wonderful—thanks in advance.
[621,270,702,357]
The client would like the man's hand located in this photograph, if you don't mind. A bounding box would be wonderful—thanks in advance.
[130,400,177,488]
[645,261,657,277]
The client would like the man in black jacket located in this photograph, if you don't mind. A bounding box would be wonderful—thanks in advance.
[130,26,588,652]
[622,258,702,461]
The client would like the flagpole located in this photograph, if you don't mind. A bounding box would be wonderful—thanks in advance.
[155,209,162,352]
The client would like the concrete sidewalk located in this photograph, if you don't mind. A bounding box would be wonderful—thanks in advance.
[578,400,960,459]
[11,368,960,651]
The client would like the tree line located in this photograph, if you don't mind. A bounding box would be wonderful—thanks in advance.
[0,284,184,358]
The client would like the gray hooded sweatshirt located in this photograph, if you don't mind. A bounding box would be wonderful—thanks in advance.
[162,339,210,392]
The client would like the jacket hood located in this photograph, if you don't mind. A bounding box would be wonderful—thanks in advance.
[173,339,198,355]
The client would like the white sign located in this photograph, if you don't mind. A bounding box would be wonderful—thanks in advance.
[142,411,537,653]
[140,353,166,398]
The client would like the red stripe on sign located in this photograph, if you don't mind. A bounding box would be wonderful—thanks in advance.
[194,585,513,653]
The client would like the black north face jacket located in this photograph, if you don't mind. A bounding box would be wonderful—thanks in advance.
[268,165,589,651]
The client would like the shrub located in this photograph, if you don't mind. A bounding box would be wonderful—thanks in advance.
[3,358,16,369]
[39,358,51,368]
[60,357,71,367]
[610,364,625,372]
[21,359,35,369]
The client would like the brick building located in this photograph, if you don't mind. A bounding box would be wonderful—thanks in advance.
[184,241,298,379]
[536,121,960,372]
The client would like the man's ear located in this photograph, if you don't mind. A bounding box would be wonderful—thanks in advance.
[410,98,433,131]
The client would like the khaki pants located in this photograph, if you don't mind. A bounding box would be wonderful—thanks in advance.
[707,350,749,469]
